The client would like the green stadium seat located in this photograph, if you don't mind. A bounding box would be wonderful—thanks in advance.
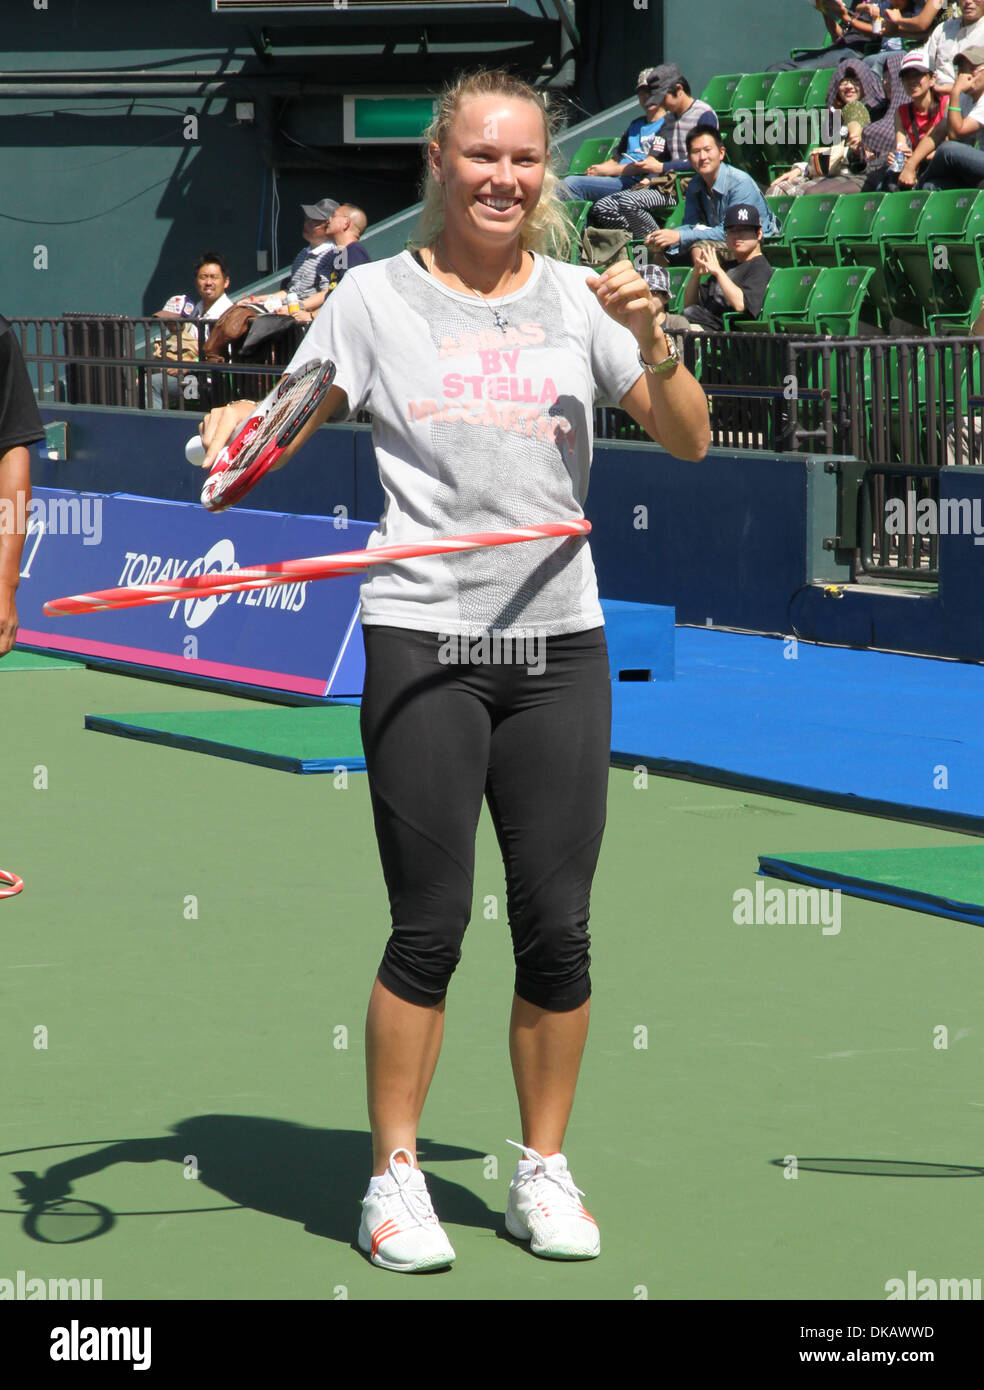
[666,265,691,314]
[928,286,984,336]
[887,190,981,325]
[765,193,796,235]
[727,265,822,331]
[699,73,744,114]
[805,68,834,107]
[766,193,839,269]
[808,191,884,271]
[764,71,832,171]
[724,72,779,182]
[775,266,876,335]
[842,191,931,327]
[550,198,590,262]
[565,138,619,176]
[929,192,984,316]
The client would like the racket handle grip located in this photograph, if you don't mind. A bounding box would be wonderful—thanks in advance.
[185,434,207,467]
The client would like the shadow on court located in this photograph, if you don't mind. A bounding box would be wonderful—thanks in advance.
[768,1157,984,1178]
[6,1116,494,1247]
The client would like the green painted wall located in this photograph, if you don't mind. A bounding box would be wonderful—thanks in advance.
[0,0,824,320]
[573,0,824,111]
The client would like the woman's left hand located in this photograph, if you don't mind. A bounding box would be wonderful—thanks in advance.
[586,260,659,352]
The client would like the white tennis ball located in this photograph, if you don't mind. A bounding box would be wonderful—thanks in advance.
[185,435,207,467]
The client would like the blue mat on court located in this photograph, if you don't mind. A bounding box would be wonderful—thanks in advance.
[610,629,984,833]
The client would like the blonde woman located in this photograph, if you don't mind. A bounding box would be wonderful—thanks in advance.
[198,69,709,1273]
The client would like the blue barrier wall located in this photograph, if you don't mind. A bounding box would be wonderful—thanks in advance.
[35,404,984,664]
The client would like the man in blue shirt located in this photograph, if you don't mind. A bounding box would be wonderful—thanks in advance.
[646,126,779,260]
[561,66,675,206]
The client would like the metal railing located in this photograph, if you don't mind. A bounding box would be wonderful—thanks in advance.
[14,315,305,413]
[595,331,984,581]
[18,315,984,583]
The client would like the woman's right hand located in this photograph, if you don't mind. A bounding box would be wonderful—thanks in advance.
[196,399,257,470]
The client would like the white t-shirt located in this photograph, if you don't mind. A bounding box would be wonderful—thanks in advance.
[196,293,233,320]
[927,15,984,88]
[289,250,643,638]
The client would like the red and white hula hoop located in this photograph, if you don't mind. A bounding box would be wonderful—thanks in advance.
[43,519,592,616]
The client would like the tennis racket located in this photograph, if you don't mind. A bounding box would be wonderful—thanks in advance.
[44,519,592,616]
[196,357,337,512]
[0,868,23,898]
[12,1171,114,1244]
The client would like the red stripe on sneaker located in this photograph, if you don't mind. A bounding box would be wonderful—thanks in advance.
[371,1220,400,1257]
[579,1207,598,1227]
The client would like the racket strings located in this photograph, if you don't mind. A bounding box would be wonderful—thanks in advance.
[224,365,322,477]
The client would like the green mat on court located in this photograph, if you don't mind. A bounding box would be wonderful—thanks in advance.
[84,705,365,773]
[759,845,984,928]
[1,650,82,670]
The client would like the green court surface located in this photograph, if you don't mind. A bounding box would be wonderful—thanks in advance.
[2,666,983,1302]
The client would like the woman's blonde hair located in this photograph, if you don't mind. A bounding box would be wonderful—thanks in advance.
[409,68,571,260]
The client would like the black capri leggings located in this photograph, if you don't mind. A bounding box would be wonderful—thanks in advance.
[359,624,612,1012]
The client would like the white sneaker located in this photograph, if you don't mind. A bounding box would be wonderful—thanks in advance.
[358,1148,456,1273]
[504,1141,601,1259]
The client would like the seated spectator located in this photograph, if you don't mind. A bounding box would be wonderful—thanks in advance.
[919,43,984,187]
[662,204,775,333]
[849,47,908,172]
[857,1,936,78]
[871,49,949,188]
[645,128,780,262]
[192,252,233,321]
[767,65,874,195]
[770,0,883,70]
[922,0,984,92]
[645,68,718,174]
[149,295,199,410]
[241,201,370,322]
[561,68,675,210]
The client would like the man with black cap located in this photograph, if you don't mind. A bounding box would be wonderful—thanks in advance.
[663,203,774,333]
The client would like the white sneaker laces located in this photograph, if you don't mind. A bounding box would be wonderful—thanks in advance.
[382,1148,440,1229]
[506,1140,587,1208]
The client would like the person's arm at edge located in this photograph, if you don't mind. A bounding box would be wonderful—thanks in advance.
[0,445,32,655]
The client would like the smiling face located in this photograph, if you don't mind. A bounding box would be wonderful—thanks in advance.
[688,131,725,182]
[900,66,932,99]
[429,95,546,251]
[194,261,229,310]
[837,75,861,105]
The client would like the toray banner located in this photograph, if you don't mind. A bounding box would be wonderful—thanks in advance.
[13,490,372,697]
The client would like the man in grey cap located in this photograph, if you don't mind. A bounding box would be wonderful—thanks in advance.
[561,67,679,205]
[242,198,370,319]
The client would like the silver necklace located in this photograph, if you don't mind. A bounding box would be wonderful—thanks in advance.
[435,241,516,332]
